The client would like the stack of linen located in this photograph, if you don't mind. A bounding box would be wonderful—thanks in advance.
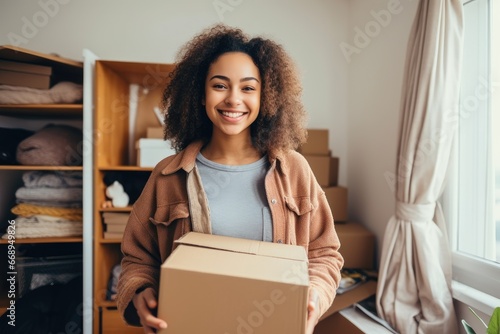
[3,171,83,239]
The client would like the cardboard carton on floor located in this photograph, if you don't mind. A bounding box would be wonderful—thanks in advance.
[335,222,375,269]
[323,186,348,221]
[298,129,330,156]
[304,155,339,187]
[157,232,309,334]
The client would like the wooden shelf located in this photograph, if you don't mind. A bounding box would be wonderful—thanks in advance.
[0,104,83,118]
[99,238,123,244]
[99,300,117,308]
[98,166,153,172]
[99,207,133,212]
[0,237,83,244]
[0,165,83,171]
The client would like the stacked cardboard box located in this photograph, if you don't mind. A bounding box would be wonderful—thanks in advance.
[299,129,348,222]
[298,130,381,332]
[0,59,52,89]
[313,221,378,333]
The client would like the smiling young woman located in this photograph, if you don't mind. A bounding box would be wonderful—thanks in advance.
[116,24,344,334]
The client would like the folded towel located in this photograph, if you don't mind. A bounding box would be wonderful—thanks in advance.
[0,81,83,104]
[1,215,82,239]
[22,171,83,188]
[11,203,82,221]
[16,186,82,203]
[16,199,82,209]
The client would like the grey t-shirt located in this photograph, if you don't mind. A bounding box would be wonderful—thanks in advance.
[196,152,273,242]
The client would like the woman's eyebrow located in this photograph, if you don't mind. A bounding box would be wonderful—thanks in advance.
[209,75,260,83]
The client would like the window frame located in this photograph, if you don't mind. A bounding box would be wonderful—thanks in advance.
[445,0,500,307]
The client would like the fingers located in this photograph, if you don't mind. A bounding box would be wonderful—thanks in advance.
[133,288,168,332]
[305,288,319,334]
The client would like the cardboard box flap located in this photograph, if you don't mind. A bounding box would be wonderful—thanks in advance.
[175,232,308,262]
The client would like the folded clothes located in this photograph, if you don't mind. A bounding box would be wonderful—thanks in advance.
[22,171,83,188]
[14,214,82,225]
[1,215,82,239]
[16,186,82,203]
[16,199,82,209]
[0,81,83,104]
[11,203,82,221]
[1,215,83,239]
[16,124,83,166]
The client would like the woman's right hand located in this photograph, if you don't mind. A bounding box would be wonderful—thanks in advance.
[132,287,168,333]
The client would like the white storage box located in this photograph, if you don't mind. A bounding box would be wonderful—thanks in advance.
[136,138,176,167]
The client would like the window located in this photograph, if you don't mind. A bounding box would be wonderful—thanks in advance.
[444,0,500,299]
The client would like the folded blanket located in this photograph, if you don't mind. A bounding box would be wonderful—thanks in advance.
[1,215,83,239]
[16,199,82,209]
[16,186,82,203]
[16,124,83,166]
[22,171,83,188]
[11,203,82,221]
[13,214,81,225]
[0,81,83,104]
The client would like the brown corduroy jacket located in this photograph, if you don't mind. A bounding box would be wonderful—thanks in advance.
[116,141,344,326]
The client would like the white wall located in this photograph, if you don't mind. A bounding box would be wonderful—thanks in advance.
[0,0,350,184]
[346,0,418,264]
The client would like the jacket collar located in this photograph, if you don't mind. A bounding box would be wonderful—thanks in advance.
[160,140,290,176]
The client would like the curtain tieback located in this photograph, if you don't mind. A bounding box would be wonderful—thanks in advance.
[396,201,436,222]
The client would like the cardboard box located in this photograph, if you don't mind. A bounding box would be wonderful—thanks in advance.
[136,138,176,167]
[146,126,163,138]
[299,129,330,155]
[323,186,348,221]
[0,59,52,89]
[335,222,375,269]
[157,232,309,334]
[305,155,339,187]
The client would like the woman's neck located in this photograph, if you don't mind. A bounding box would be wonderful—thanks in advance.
[202,135,262,165]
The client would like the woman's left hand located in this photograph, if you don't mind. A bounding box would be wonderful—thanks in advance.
[305,288,320,334]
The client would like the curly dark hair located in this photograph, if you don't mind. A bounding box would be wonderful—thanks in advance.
[163,24,307,154]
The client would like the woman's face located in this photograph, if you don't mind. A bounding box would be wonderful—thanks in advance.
[204,52,261,139]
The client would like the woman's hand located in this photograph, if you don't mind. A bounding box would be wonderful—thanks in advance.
[305,288,320,334]
[132,287,168,334]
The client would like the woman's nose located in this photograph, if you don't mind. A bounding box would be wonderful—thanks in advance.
[225,89,242,106]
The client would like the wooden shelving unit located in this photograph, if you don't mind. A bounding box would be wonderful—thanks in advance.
[92,59,175,333]
[0,46,85,325]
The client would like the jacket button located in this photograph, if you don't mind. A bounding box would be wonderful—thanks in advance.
[271,199,277,204]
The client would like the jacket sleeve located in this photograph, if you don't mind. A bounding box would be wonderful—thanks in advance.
[307,186,344,318]
[116,183,162,326]
[289,153,343,318]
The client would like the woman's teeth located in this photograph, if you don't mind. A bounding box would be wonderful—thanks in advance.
[221,111,244,118]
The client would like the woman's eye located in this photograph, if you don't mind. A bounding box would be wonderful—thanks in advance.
[213,84,226,89]
[242,86,255,91]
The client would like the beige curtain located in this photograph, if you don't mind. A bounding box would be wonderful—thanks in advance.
[376,1,463,333]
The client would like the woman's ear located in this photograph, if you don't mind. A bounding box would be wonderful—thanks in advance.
[201,96,205,106]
